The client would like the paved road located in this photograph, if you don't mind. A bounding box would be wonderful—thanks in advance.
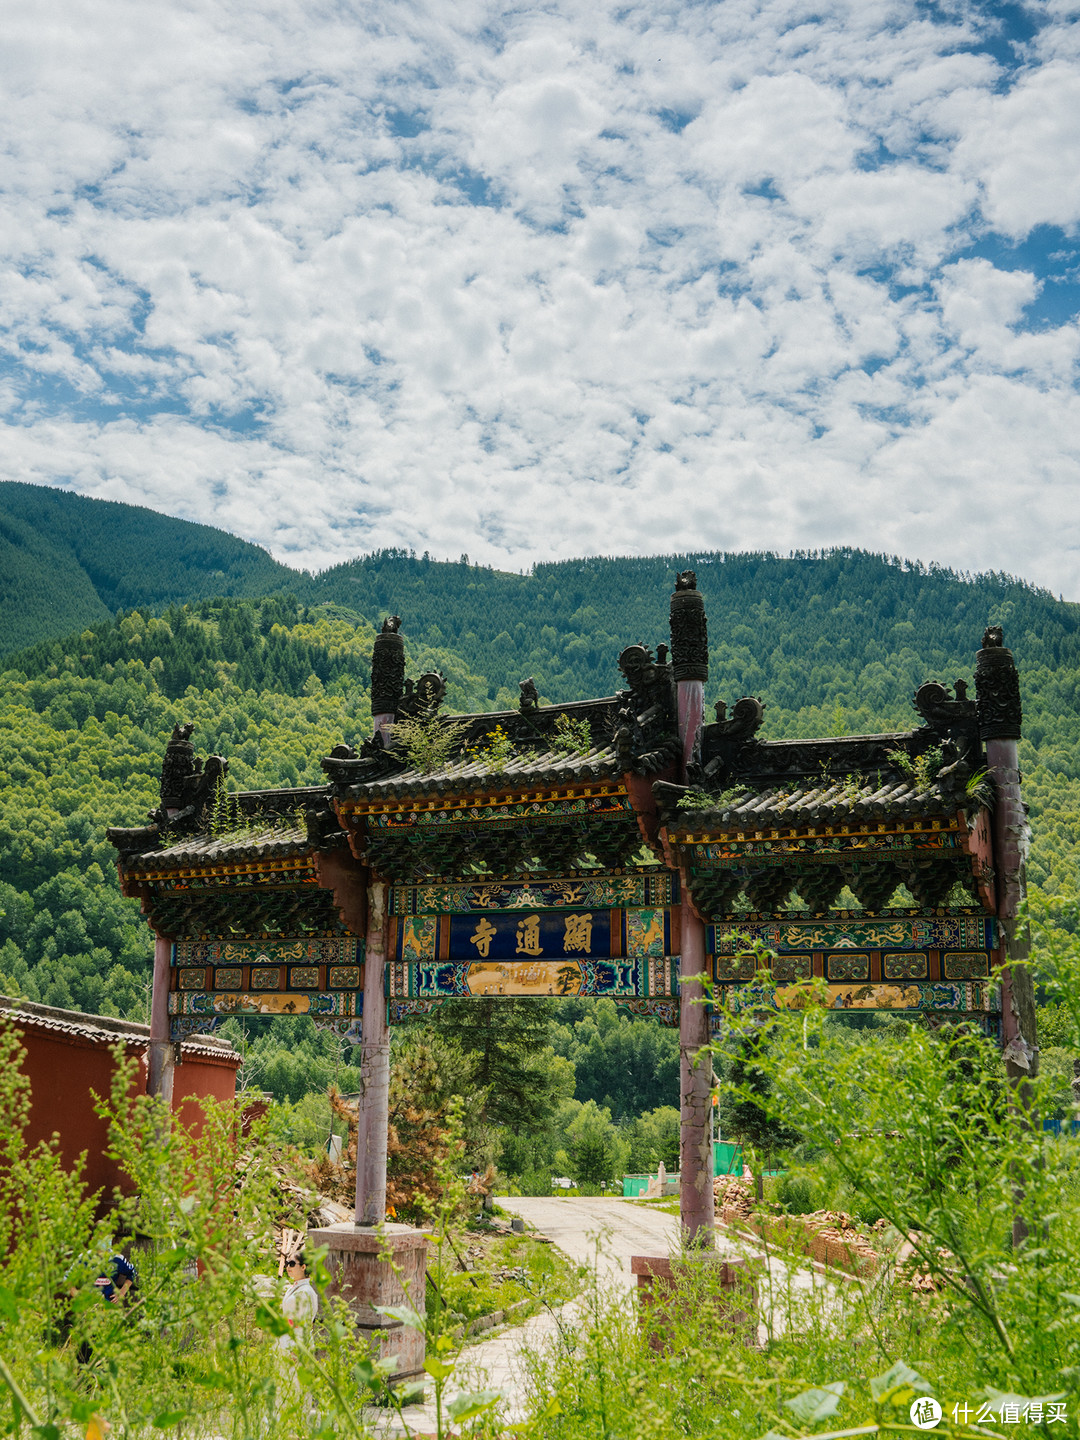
[369,1198,679,1435]
[495,1195,681,1293]
[369,1197,839,1434]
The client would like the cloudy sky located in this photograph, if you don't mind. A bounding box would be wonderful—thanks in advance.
[4,0,1080,594]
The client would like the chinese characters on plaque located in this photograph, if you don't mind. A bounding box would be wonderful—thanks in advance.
[469,912,594,960]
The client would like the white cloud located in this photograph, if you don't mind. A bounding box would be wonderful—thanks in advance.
[1,0,1079,595]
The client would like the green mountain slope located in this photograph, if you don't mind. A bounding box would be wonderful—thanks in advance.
[0,483,295,654]
[2,485,1080,1038]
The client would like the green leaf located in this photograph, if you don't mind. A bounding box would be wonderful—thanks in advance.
[424,1356,455,1383]
[397,1382,428,1406]
[153,1413,187,1429]
[870,1361,933,1401]
[373,1303,424,1332]
[31,1426,60,1440]
[446,1390,502,1424]
[980,1388,1067,1416]
[351,1359,378,1389]
[0,1288,18,1324]
[785,1382,845,1423]
[253,1302,290,1338]
[508,1394,563,1431]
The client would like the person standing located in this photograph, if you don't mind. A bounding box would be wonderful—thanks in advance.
[279,1252,318,1352]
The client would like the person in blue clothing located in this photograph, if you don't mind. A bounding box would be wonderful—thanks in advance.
[69,1252,138,1365]
[95,1254,138,1304]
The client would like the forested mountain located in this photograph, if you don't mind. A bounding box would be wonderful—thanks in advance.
[0,483,294,654]
[2,484,1080,1161]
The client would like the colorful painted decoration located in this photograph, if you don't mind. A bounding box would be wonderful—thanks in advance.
[328,965,361,989]
[826,953,870,981]
[391,872,675,915]
[883,952,929,980]
[170,991,360,1017]
[394,907,673,962]
[944,952,991,979]
[773,955,812,983]
[387,955,678,1000]
[288,966,321,989]
[214,967,243,990]
[250,967,282,989]
[709,917,995,952]
[724,980,993,1013]
[173,937,362,966]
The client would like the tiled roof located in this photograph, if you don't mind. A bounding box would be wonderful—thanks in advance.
[669,777,962,832]
[123,822,313,870]
[339,742,622,802]
[0,995,239,1064]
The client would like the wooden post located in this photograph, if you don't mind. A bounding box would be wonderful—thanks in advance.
[147,933,175,1103]
[976,631,1037,1247]
[680,903,713,1246]
[356,879,390,1226]
[671,572,715,1249]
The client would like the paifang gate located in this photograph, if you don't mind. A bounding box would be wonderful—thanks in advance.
[108,573,1030,1246]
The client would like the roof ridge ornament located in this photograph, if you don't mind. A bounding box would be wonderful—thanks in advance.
[669,570,708,683]
[371,616,405,718]
[975,626,1022,740]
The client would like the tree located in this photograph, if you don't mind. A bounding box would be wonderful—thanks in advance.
[557,1099,629,1187]
[626,1105,680,1174]
[432,998,564,1129]
[550,998,679,1118]
[723,1020,801,1197]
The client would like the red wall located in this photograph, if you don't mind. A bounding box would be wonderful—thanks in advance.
[13,1021,240,1208]
[173,1054,243,1136]
[18,1031,142,1201]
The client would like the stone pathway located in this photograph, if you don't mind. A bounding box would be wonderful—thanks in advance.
[365,1197,678,1436]
[366,1197,844,1435]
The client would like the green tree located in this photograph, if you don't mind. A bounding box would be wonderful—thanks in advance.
[723,1020,801,1195]
[557,1099,629,1187]
[626,1105,680,1174]
[432,998,567,1129]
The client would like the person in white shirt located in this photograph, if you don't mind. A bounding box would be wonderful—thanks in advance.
[279,1251,318,1352]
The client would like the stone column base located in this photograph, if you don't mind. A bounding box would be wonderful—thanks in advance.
[631,1252,761,1352]
[308,1222,429,1380]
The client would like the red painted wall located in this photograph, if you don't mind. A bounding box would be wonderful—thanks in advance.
[173,1054,243,1136]
[7,1005,241,1209]
[17,1030,143,1202]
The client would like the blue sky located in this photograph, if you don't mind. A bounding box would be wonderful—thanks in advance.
[2,0,1080,594]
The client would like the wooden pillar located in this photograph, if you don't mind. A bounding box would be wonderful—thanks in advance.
[147,933,175,1103]
[680,902,713,1245]
[356,879,390,1226]
[976,632,1037,1247]
[670,572,715,1248]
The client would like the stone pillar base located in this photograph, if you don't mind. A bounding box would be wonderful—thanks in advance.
[308,1222,429,1380]
[631,1253,761,1352]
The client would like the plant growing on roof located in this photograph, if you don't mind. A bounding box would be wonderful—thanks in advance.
[391,713,469,774]
[679,786,746,811]
[550,713,592,756]
[470,723,516,774]
[888,745,944,793]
